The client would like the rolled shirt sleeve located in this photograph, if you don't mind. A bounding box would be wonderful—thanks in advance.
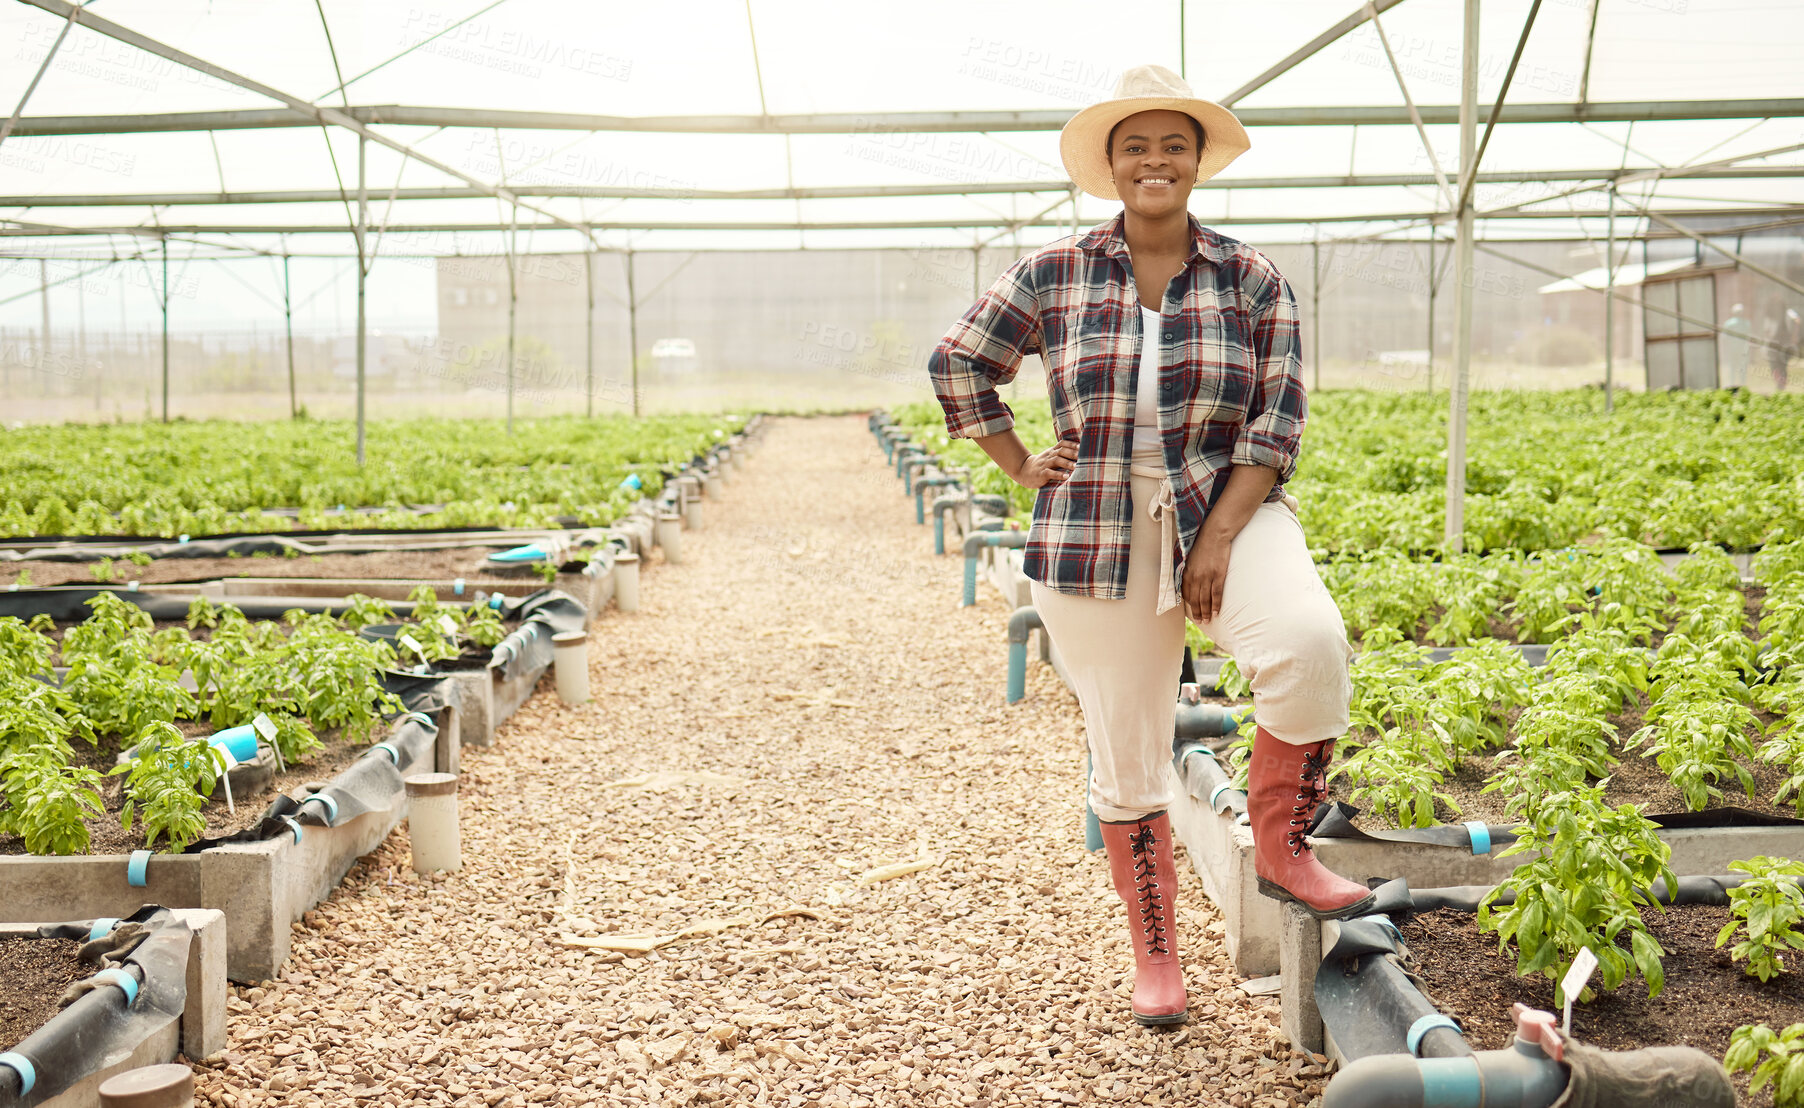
[1230,274,1306,484]
[928,256,1043,439]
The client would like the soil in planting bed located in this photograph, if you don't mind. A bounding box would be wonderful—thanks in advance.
[1399,904,1804,1105]
[0,725,372,857]
[0,937,85,1050]
[11,547,532,589]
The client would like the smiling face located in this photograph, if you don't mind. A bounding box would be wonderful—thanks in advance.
[1107,108,1203,218]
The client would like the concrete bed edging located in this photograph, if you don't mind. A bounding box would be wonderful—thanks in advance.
[0,706,456,983]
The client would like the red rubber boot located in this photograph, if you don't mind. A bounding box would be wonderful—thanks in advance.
[1248,727,1377,920]
[1098,811,1188,1026]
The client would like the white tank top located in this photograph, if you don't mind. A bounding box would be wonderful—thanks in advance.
[1132,304,1163,454]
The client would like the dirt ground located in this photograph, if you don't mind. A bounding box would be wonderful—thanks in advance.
[187,415,1323,1108]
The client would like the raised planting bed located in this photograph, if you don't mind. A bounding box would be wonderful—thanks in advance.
[0,596,474,979]
[0,907,225,1108]
[1175,542,1804,974]
[0,710,451,982]
[1276,867,1797,1106]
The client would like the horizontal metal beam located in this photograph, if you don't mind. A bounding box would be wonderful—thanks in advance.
[12,99,1804,137]
[9,220,1802,262]
[8,165,1800,210]
[8,204,1799,237]
[13,0,599,243]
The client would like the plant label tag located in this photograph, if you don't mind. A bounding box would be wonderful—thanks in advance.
[252,713,277,742]
[438,614,459,636]
[1560,947,1599,1033]
[399,633,423,656]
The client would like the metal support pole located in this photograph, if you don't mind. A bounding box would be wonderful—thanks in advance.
[283,253,296,418]
[160,241,169,423]
[505,231,516,434]
[1604,185,1615,412]
[584,249,595,418]
[1310,236,1322,391]
[355,134,368,465]
[972,246,981,301]
[624,248,639,418]
[38,257,50,372]
[1178,0,1187,80]
[1426,235,1436,391]
[1444,0,1480,553]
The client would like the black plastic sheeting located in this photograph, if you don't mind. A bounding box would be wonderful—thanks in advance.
[0,906,191,1108]
[1314,878,1475,1062]
[188,704,443,851]
[0,522,593,560]
[0,585,443,623]
[487,588,586,684]
[1309,799,1804,856]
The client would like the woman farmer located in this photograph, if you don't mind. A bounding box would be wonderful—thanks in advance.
[928,65,1374,1028]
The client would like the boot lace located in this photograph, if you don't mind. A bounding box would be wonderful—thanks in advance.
[1288,747,1333,856]
[1128,824,1170,956]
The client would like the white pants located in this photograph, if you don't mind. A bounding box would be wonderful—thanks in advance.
[1030,461,1354,823]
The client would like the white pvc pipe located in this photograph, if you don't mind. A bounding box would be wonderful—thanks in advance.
[704,471,724,500]
[682,486,704,531]
[614,551,641,612]
[552,630,590,704]
[405,773,461,874]
[655,513,683,564]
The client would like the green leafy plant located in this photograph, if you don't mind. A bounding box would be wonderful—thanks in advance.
[462,602,506,648]
[340,593,398,630]
[1717,856,1804,982]
[1478,786,1676,1002]
[0,747,106,855]
[112,722,224,853]
[1724,1023,1804,1106]
[0,615,56,681]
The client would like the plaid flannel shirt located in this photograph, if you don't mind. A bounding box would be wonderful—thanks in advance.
[928,212,1307,601]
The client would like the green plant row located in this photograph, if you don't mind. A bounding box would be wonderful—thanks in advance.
[892,389,1804,554]
[0,413,741,538]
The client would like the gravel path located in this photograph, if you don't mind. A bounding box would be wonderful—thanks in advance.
[192,415,1326,1108]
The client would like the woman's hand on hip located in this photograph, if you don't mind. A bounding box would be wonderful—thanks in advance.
[1182,531,1232,624]
[1011,439,1079,490]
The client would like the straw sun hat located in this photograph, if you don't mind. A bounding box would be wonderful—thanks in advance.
[1059,64,1251,201]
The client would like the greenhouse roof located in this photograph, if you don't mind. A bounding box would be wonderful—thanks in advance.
[3,0,1802,257]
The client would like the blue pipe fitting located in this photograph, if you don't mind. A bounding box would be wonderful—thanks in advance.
[95,967,140,1007]
[932,495,964,554]
[1006,606,1043,703]
[0,1052,36,1096]
[127,849,152,887]
[301,791,338,824]
[896,448,927,480]
[1324,1041,1568,1108]
[962,530,1029,607]
[916,476,961,525]
[1084,753,1103,852]
[903,455,936,495]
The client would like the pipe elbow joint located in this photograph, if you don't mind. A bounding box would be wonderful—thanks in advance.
[1007,605,1043,644]
[1322,1056,1431,1108]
